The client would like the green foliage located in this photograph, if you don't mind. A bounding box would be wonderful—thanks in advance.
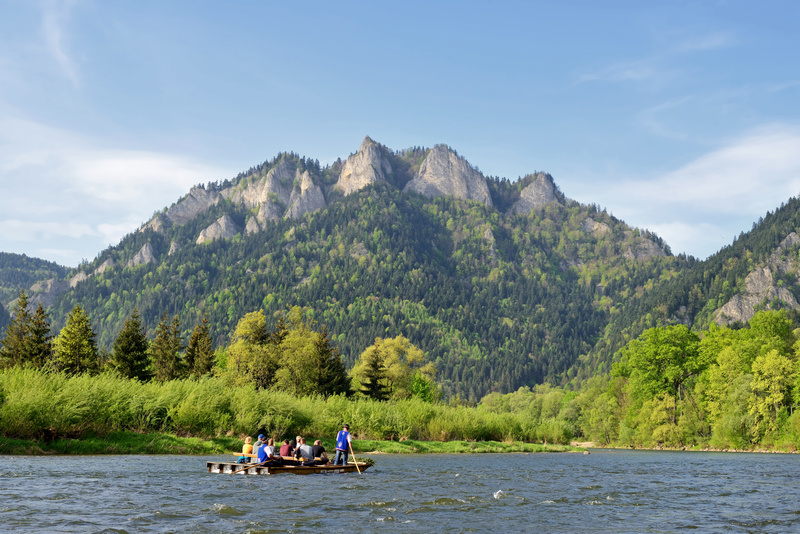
[150,313,185,382]
[111,308,151,381]
[52,305,99,375]
[0,252,68,305]
[351,335,436,400]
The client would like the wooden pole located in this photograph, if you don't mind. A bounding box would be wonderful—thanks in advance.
[349,441,361,474]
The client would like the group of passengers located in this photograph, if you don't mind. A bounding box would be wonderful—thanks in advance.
[238,423,353,467]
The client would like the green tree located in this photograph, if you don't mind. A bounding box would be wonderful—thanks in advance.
[616,325,705,424]
[313,324,351,397]
[0,290,31,368]
[185,315,215,378]
[52,305,99,374]
[351,335,436,400]
[749,349,796,436]
[112,308,151,381]
[25,303,53,369]
[150,313,185,382]
[358,346,390,401]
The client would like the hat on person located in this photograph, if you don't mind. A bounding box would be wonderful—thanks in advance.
[258,434,265,440]
[343,423,349,429]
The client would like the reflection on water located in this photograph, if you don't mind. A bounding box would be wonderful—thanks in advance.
[0,450,799,533]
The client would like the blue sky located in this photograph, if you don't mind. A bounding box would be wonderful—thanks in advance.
[1,0,799,266]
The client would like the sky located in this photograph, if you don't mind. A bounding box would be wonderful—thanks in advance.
[1,0,799,267]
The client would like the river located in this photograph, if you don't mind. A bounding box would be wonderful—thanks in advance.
[1,449,798,533]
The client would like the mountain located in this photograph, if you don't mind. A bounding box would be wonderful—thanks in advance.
[0,253,70,330]
[4,137,683,399]
[14,137,800,400]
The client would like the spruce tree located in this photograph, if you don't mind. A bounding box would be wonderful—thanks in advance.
[53,305,99,374]
[25,303,53,369]
[112,308,151,381]
[0,290,31,368]
[151,313,185,381]
[315,325,351,397]
[360,348,389,401]
[185,315,214,377]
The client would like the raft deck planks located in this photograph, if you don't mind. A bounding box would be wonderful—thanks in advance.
[207,460,371,475]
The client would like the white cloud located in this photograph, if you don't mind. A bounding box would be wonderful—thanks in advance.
[0,117,232,265]
[583,124,800,259]
[40,0,80,87]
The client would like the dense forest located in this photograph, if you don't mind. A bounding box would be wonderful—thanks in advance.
[3,147,800,402]
[39,179,680,399]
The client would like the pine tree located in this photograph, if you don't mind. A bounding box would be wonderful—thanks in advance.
[52,305,99,375]
[25,303,53,369]
[185,315,214,378]
[360,348,389,401]
[112,308,151,381]
[0,290,32,368]
[150,313,185,382]
[315,325,351,397]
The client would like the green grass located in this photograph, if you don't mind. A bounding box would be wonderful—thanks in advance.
[0,432,584,455]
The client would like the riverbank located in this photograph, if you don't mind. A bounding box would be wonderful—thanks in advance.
[0,431,582,455]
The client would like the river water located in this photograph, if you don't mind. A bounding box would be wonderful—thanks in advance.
[1,449,798,533]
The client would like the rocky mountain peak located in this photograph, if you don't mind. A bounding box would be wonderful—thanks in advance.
[336,136,393,196]
[197,215,241,244]
[286,170,326,219]
[510,173,562,215]
[403,145,492,206]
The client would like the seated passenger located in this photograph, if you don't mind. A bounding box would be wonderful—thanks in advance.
[257,438,282,466]
[238,436,254,464]
[312,439,329,465]
[279,439,291,457]
[294,437,315,466]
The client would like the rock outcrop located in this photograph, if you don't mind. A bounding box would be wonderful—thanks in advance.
[581,217,611,237]
[336,136,392,196]
[510,173,562,215]
[230,158,294,212]
[93,258,115,275]
[69,271,89,288]
[27,278,69,308]
[197,215,240,244]
[140,213,171,234]
[129,243,156,266]
[285,171,326,220]
[714,232,800,325]
[164,187,221,226]
[403,145,492,206]
[623,235,667,260]
[168,241,181,256]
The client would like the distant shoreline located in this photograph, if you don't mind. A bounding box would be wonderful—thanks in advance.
[579,442,799,454]
[0,431,583,456]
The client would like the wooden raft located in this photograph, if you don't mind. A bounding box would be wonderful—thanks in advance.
[207,460,371,475]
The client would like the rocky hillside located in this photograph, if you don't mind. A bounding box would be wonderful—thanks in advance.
[0,137,701,398]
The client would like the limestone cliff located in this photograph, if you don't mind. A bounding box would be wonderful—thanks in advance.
[336,136,392,196]
[510,173,562,215]
[128,243,156,267]
[27,278,69,308]
[285,170,327,220]
[714,233,800,325]
[403,145,492,206]
[581,217,611,237]
[164,187,221,226]
[197,215,241,244]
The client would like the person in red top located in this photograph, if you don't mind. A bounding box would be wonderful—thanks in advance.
[279,439,291,457]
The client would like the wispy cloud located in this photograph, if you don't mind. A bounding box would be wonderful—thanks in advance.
[40,0,80,87]
[589,124,800,258]
[0,117,233,265]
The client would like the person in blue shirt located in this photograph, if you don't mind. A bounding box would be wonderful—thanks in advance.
[334,424,352,466]
[257,438,281,466]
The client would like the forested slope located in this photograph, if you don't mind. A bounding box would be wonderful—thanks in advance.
[29,144,680,400]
